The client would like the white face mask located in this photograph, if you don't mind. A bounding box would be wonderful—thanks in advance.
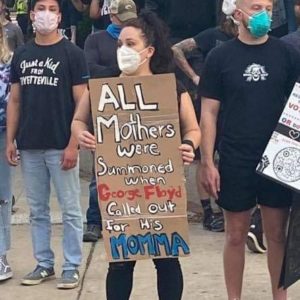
[33,10,59,35]
[117,45,148,75]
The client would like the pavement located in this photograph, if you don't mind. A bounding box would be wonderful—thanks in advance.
[1,164,300,300]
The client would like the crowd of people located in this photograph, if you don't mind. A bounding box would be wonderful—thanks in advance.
[1,0,300,299]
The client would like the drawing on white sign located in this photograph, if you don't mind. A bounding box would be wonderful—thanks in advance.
[257,155,270,172]
[273,147,300,182]
[289,129,300,140]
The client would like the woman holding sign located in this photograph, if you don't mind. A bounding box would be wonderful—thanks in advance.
[72,11,200,300]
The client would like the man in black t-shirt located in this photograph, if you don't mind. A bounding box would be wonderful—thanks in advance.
[6,0,88,290]
[199,0,300,299]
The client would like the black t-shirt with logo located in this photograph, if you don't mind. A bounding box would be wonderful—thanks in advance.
[199,37,300,167]
[10,38,89,150]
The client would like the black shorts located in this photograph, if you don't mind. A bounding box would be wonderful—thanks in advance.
[217,163,293,212]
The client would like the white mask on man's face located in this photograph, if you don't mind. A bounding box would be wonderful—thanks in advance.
[33,10,59,35]
[117,45,148,75]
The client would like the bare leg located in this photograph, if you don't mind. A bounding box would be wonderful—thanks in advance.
[223,209,252,300]
[260,205,289,300]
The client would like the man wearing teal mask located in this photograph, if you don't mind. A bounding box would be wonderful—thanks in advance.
[199,0,300,299]
[239,6,272,37]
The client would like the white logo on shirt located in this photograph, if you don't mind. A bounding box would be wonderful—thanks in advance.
[243,63,269,82]
[19,57,60,86]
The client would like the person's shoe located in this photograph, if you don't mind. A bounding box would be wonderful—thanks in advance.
[83,224,102,242]
[57,269,80,289]
[203,212,225,232]
[210,212,225,232]
[246,208,267,254]
[203,210,213,230]
[21,265,55,285]
[0,255,13,281]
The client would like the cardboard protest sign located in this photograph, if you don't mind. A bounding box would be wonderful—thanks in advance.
[89,74,190,262]
[256,82,300,192]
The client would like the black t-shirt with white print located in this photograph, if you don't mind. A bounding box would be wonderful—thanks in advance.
[10,38,89,150]
[199,36,300,167]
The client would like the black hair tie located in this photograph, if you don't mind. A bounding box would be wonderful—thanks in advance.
[182,139,195,153]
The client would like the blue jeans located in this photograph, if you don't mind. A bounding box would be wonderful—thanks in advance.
[86,172,102,228]
[20,150,83,270]
[0,131,11,256]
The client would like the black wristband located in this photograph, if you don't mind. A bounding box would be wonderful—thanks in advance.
[182,139,195,152]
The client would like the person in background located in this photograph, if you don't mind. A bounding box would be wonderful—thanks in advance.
[87,0,143,32]
[14,0,29,36]
[61,0,82,44]
[285,0,298,32]
[72,11,201,300]
[0,0,23,217]
[281,0,300,54]
[70,0,113,242]
[0,0,24,51]
[70,0,143,34]
[172,12,237,86]
[270,0,289,37]
[6,0,88,289]
[82,0,137,242]
[278,1,300,282]
[145,0,216,97]
[0,21,13,282]
[89,0,111,32]
[270,0,297,37]
[171,4,238,232]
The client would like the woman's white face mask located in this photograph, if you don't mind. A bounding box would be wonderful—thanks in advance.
[117,45,148,75]
[33,10,59,35]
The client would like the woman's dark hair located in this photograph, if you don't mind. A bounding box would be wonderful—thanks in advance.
[124,11,174,74]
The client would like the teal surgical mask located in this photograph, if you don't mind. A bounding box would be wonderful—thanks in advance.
[241,9,272,38]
